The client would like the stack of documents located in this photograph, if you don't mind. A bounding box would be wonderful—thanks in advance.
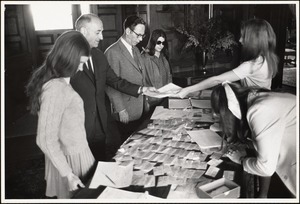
[199,90,213,99]
[98,187,163,199]
[150,106,214,122]
[169,99,211,109]
[187,129,224,149]
[89,162,133,189]
[150,106,193,120]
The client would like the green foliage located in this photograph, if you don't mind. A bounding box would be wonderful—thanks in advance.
[174,16,238,59]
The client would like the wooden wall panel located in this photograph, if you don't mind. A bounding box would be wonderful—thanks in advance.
[97,5,123,52]
[101,15,116,30]
[4,5,33,126]
[5,5,28,56]
[35,30,69,64]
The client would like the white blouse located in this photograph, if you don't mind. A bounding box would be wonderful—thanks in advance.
[243,91,296,196]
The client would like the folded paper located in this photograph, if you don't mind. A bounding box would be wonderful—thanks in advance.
[89,161,133,189]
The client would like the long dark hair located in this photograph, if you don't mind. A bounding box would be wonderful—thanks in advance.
[146,29,169,60]
[26,30,90,115]
[240,18,278,78]
[211,83,269,144]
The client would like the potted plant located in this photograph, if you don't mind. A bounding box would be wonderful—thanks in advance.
[173,15,238,74]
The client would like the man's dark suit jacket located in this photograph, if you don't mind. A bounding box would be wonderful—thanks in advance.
[70,48,140,140]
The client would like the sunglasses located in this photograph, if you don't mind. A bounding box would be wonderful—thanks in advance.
[156,40,166,45]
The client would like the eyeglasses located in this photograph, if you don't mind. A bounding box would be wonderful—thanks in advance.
[130,28,146,39]
[156,40,166,45]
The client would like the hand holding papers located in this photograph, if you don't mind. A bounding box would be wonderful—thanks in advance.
[143,83,182,98]
[142,86,158,96]
[158,83,182,93]
[172,88,213,99]
[89,162,133,189]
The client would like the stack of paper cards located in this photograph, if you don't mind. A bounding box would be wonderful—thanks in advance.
[98,187,163,199]
[168,99,211,109]
[89,162,133,188]
[187,129,224,149]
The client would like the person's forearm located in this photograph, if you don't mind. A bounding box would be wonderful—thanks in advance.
[185,70,240,94]
[185,76,219,93]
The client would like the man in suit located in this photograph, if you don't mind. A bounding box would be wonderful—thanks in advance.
[104,15,149,142]
[70,13,155,161]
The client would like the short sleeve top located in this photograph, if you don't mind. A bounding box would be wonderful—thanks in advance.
[233,56,272,89]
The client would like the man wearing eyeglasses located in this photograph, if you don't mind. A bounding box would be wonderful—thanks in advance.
[105,15,148,142]
[71,14,155,161]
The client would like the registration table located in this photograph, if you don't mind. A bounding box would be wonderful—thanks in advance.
[73,97,251,200]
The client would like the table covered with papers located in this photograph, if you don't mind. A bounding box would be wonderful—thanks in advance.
[73,96,250,200]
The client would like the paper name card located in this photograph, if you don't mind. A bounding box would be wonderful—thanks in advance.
[205,166,220,178]
[223,170,235,180]
[89,161,133,189]
[187,129,223,149]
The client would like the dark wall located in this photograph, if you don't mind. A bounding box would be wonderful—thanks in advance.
[5,5,34,127]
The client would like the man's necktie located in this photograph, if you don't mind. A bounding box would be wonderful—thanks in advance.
[87,59,94,76]
[132,47,142,72]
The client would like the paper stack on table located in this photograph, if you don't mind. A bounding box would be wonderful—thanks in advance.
[168,99,191,109]
[191,99,211,108]
[89,161,133,189]
[168,99,211,109]
[187,129,224,149]
[110,118,232,199]
[199,90,213,99]
[150,106,193,120]
[98,187,163,199]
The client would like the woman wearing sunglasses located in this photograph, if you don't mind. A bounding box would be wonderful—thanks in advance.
[142,29,173,108]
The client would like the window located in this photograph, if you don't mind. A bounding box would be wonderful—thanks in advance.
[30,3,73,31]
[30,3,91,31]
[80,4,90,15]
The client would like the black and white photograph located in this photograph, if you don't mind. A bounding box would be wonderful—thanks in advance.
[1,1,299,203]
